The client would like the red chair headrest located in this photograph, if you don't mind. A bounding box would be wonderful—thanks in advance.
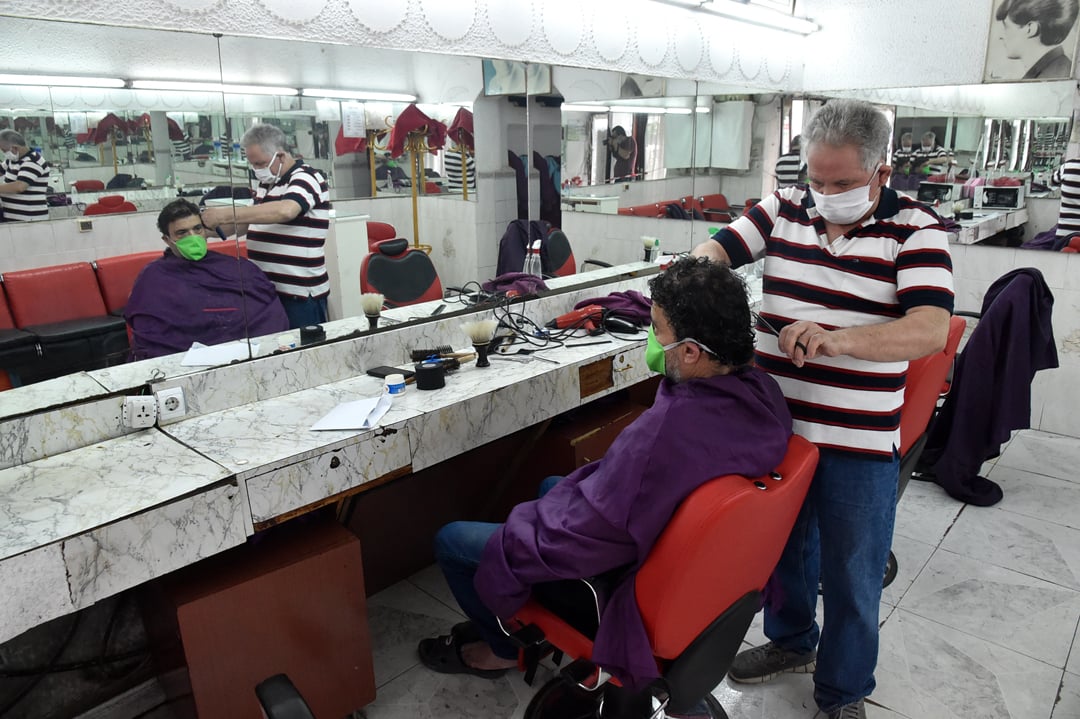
[99,195,126,207]
[376,238,411,257]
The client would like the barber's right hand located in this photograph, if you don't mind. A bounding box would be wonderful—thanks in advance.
[199,206,228,230]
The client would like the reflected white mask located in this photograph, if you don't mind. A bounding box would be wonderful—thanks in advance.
[253,155,280,184]
[810,164,881,225]
[3,150,17,161]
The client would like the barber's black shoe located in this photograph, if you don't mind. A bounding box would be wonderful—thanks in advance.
[727,641,816,684]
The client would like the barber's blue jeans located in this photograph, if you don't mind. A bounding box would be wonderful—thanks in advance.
[762,449,898,713]
[279,294,328,330]
[433,475,563,660]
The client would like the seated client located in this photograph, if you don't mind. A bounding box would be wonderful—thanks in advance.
[417,256,793,690]
[126,199,289,360]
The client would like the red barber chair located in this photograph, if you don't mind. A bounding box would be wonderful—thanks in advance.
[359,238,443,308]
[506,435,819,719]
[882,314,965,585]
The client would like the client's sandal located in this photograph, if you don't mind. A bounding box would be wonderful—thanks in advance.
[417,622,511,679]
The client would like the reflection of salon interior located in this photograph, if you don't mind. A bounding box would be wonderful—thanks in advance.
[2,3,1080,719]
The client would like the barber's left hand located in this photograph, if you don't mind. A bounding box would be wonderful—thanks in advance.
[778,320,841,368]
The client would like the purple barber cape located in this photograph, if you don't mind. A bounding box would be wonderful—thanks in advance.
[474,367,792,688]
[126,249,289,360]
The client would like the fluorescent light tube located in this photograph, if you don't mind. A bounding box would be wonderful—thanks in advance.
[658,0,818,34]
[0,74,125,88]
[561,104,610,113]
[132,80,298,95]
[302,88,417,102]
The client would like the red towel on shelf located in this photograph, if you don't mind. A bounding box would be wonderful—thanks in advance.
[387,104,447,158]
[334,126,368,157]
[447,107,474,152]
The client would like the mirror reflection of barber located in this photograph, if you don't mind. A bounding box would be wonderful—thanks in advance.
[0,130,51,222]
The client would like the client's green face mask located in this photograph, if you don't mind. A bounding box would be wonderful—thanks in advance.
[174,233,207,261]
[646,325,683,375]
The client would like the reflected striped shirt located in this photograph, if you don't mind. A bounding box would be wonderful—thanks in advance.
[1051,158,1080,238]
[715,186,954,457]
[247,161,332,299]
[1,150,50,222]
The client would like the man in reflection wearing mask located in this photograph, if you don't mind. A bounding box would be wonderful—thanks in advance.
[200,124,332,329]
[126,199,288,360]
[693,99,953,719]
[0,130,50,222]
[416,258,791,701]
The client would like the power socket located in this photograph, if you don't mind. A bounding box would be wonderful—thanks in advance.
[122,396,157,429]
[155,386,187,424]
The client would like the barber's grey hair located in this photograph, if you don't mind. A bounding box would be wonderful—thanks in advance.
[920,131,936,142]
[240,124,287,156]
[0,129,26,147]
[803,100,891,173]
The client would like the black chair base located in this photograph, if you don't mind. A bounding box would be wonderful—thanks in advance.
[523,678,728,719]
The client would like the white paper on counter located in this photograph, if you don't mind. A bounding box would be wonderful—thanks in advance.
[181,340,260,366]
[311,393,393,431]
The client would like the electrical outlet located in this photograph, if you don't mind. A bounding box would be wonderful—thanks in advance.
[77,218,93,232]
[155,386,187,424]
[122,396,157,429]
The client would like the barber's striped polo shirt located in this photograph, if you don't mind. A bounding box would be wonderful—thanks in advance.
[445,151,476,192]
[774,151,802,187]
[1,150,51,221]
[247,161,332,299]
[715,186,954,458]
[1051,158,1080,238]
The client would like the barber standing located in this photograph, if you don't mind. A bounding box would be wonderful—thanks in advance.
[201,124,332,329]
[693,99,953,719]
[0,130,51,222]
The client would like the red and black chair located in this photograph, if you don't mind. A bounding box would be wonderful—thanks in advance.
[697,194,738,223]
[84,194,138,215]
[71,179,105,192]
[0,283,39,390]
[366,221,398,252]
[359,238,443,308]
[92,250,161,316]
[505,435,819,719]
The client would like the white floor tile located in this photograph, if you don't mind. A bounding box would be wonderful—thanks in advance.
[882,535,937,607]
[996,430,1080,484]
[875,608,1061,719]
[987,464,1080,530]
[1067,617,1079,677]
[1054,671,1080,719]
[893,479,964,546]
[940,505,1080,590]
[408,563,461,614]
[898,548,1080,669]
[367,579,465,688]
[711,674,818,718]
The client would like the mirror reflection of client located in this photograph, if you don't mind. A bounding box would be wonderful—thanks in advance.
[416,258,792,706]
[994,0,1079,80]
[125,199,288,360]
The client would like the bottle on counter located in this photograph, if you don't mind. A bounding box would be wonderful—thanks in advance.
[522,239,543,277]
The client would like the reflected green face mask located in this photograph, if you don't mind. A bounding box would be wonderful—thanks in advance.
[174,233,207,261]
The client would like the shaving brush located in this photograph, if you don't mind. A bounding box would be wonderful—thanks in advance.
[360,292,384,330]
[462,319,498,368]
[642,235,660,262]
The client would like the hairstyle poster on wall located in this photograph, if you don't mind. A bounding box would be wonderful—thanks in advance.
[984,0,1080,82]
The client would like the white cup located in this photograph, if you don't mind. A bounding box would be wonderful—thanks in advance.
[385,373,406,395]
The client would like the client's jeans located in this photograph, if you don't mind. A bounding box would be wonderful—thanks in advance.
[433,476,563,659]
[762,449,898,713]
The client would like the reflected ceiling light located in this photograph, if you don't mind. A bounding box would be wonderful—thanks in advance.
[561,104,610,113]
[302,89,417,102]
[131,80,298,95]
[666,107,693,115]
[0,73,125,88]
[657,0,819,34]
[610,105,670,114]
[696,107,711,113]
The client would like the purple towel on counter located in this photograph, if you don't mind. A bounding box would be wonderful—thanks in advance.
[482,272,549,297]
[575,290,652,325]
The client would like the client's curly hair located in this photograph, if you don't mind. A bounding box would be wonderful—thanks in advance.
[648,256,754,368]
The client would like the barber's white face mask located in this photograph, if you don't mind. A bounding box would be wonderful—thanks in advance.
[253,154,281,185]
[810,164,881,225]
[3,150,18,161]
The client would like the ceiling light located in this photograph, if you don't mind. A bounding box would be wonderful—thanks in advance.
[696,107,711,113]
[609,105,670,114]
[658,0,818,34]
[302,89,417,102]
[0,74,125,88]
[561,104,610,113]
[666,107,693,115]
[131,80,298,95]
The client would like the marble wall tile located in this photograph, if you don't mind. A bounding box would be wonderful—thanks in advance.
[0,394,132,471]
[898,548,1080,668]
[874,608,1062,719]
[245,421,412,526]
[0,543,75,645]
[940,506,1080,590]
[0,430,231,562]
[63,481,247,609]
